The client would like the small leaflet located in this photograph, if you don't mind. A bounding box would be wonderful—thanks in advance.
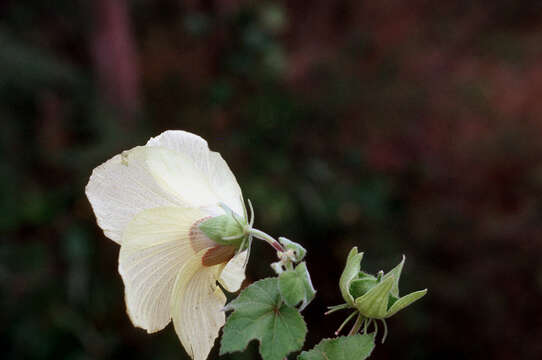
[278,261,316,311]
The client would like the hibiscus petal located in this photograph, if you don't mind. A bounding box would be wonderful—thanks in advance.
[86,146,185,243]
[146,130,244,217]
[218,250,248,293]
[118,207,214,333]
[171,249,226,360]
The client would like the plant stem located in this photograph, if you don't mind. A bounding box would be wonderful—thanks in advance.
[334,311,357,336]
[348,314,363,336]
[249,228,285,252]
[325,303,349,315]
[381,319,388,343]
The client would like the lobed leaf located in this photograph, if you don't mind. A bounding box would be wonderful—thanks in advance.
[298,334,375,360]
[220,278,307,360]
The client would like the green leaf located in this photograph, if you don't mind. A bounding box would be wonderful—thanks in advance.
[278,262,316,310]
[297,334,375,360]
[221,278,307,360]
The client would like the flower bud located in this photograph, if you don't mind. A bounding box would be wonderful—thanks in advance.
[339,247,427,319]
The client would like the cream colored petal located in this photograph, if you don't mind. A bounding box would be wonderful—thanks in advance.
[119,207,214,333]
[121,207,214,249]
[171,249,226,360]
[218,250,247,293]
[85,146,185,244]
[144,147,219,208]
[146,130,244,216]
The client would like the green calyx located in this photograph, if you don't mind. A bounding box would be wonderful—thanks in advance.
[199,213,247,246]
[199,202,250,247]
[199,199,294,258]
[338,248,427,319]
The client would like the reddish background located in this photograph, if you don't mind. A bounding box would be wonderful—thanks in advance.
[1,1,542,359]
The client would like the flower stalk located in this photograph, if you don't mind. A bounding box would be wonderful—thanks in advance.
[249,228,285,253]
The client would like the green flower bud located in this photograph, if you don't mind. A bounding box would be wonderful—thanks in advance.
[339,247,427,319]
[278,237,306,262]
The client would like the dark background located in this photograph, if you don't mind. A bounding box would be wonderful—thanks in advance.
[2,1,542,359]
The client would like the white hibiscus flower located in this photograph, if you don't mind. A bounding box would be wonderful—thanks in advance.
[86,130,251,360]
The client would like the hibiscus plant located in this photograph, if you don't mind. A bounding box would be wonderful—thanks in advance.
[86,130,427,360]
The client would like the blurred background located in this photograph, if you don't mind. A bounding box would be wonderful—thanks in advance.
[2,1,542,359]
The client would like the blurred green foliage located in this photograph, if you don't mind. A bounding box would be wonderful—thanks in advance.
[2,1,542,359]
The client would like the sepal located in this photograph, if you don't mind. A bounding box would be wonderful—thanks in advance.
[278,237,307,262]
[339,247,364,307]
[199,214,246,246]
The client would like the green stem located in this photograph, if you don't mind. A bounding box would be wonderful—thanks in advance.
[249,228,285,252]
[334,311,357,336]
[363,318,370,334]
[348,314,363,336]
[381,319,388,344]
[325,303,349,315]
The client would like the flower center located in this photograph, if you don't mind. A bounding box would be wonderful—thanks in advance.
[189,216,236,266]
